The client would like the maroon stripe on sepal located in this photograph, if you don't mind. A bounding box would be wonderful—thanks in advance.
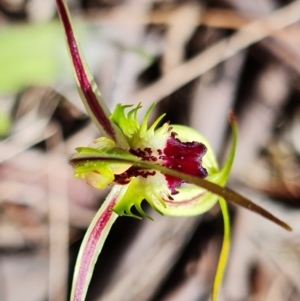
[73,196,117,301]
[56,0,116,140]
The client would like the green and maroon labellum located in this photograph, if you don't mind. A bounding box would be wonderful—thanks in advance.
[113,132,208,195]
[71,103,223,219]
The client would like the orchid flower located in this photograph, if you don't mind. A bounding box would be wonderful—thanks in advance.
[55,1,291,301]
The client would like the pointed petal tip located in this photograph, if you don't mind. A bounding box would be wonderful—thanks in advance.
[228,110,237,125]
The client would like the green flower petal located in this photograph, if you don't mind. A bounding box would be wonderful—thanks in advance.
[113,176,166,219]
[70,137,135,189]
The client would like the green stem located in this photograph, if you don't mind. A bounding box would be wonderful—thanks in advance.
[212,198,230,301]
[218,113,237,185]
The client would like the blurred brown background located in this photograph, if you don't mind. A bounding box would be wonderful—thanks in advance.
[1,0,300,301]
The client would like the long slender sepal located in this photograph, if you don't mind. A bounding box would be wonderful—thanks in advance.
[212,198,230,301]
[218,112,237,183]
[56,0,129,149]
[70,186,122,301]
[70,155,292,231]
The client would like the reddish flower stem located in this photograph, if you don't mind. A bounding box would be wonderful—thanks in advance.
[71,187,121,301]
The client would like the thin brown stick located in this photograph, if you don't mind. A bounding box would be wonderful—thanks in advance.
[70,155,292,232]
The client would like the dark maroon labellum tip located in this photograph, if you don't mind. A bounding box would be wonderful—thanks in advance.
[163,133,208,194]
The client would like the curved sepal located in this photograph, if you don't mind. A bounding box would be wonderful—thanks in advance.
[212,197,230,301]
[70,186,122,301]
